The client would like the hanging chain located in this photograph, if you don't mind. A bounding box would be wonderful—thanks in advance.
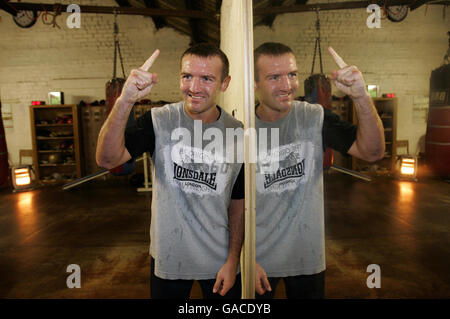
[317,8,323,74]
[117,41,125,79]
[311,34,318,74]
[311,7,323,75]
[113,11,126,79]
[113,11,117,78]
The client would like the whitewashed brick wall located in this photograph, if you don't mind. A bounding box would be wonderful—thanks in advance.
[1,0,449,164]
[0,0,190,164]
[254,1,449,155]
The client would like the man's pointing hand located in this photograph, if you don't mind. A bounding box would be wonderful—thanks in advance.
[328,47,368,100]
[121,49,160,104]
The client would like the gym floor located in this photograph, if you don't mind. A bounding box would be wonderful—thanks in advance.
[0,167,449,299]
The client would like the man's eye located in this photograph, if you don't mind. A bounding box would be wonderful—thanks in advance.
[289,73,297,78]
[202,76,212,82]
[182,74,192,80]
[270,75,279,80]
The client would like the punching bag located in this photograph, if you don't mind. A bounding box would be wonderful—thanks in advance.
[425,63,450,178]
[104,13,136,176]
[305,9,333,169]
[105,78,125,116]
[0,102,9,187]
[304,74,333,169]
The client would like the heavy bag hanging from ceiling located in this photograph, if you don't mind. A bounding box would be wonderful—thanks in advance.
[106,12,125,115]
[425,34,450,178]
[105,12,135,175]
[304,8,333,169]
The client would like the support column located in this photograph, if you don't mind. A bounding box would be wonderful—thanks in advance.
[220,0,255,299]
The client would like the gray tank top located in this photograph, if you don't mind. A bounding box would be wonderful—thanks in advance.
[255,100,326,277]
[150,102,243,280]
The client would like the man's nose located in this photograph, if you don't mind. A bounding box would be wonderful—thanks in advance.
[279,75,291,91]
[190,77,200,92]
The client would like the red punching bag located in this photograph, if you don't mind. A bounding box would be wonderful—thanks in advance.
[105,13,135,176]
[304,74,333,169]
[304,9,333,169]
[106,78,125,115]
[106,13,126,116]
[0,102,10,187]
[425,63,450,178]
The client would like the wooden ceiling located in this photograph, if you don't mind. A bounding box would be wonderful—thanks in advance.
[113,0,309,45]
[112,0,448,45]
[1,0,447,45]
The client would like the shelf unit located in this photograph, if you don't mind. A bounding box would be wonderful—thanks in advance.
[30,104,82,184]
[80,102,157,177]
[352,97,398,175]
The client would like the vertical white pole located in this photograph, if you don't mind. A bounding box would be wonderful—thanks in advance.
[242,0,256,300]
[220,0,255,299]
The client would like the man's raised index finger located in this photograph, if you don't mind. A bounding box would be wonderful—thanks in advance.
[140,49,160,71]
[328,47,348,69]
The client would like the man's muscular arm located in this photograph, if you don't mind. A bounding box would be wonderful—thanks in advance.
[328,47,385,162]
[96,50,159,169]
[213,198,244,296]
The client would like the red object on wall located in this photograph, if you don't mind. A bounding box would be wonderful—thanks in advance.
[0,102,10,187]
[31,101,46,106]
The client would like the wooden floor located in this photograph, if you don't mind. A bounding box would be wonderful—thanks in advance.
[0,169,449,299]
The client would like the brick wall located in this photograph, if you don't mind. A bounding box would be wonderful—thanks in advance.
[0,0,190,164]
[254,1,449,155]
[1,0,449,164]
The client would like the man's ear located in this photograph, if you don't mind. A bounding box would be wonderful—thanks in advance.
[220,75,231,92]
[255,77,262,94]
[254,72,259,90]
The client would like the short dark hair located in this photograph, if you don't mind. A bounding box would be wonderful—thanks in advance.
[181,43,230,81]
[254,42,294,81]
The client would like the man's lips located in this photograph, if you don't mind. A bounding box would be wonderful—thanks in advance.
[188,92,205,100]
[276,92,292,100]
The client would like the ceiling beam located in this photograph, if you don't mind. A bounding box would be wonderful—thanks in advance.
[409,0,436,11]
[185,0,203,45]
[261,0,286,27]
[4,2,216,21]
[143,0,166,29]
[253,0,416,15]
[114,0,131,6]
[0,0,17,15]
[216,0,222,12]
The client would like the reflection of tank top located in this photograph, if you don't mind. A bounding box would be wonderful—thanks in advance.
[151,102,243,280]
[255,101,326,277]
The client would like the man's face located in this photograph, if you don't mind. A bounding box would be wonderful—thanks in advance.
[255,53,299,115]
[180,54,230,118]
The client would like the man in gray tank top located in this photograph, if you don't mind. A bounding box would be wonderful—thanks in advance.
[253,43,385,298]
[96,44,244,299]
